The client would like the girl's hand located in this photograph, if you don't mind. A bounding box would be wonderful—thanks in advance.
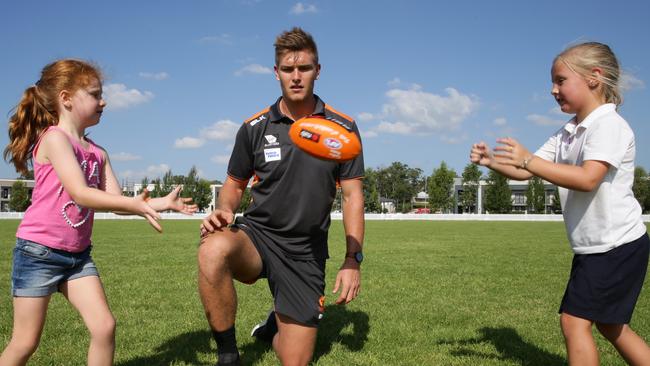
[135,190,162,232]
[470,142,494,167]
[164,186,198,215]
[493,137,533,168]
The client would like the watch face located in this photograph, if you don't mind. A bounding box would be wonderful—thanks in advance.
[355,252,364,263]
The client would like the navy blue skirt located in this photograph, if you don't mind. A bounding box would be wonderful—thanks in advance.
[559,232,649,324]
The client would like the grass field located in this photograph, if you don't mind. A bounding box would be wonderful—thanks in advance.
[0,220,648,365]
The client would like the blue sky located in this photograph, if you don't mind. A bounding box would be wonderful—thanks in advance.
[1,0,648,185]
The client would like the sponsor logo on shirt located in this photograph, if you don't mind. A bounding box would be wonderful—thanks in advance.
[250,115,266,126]
[264,147,281,162]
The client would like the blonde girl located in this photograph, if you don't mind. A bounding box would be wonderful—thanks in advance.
[470,42,650,365]
[0,59,196,366]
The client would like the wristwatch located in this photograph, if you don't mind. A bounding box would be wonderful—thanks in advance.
[346,251,364,264]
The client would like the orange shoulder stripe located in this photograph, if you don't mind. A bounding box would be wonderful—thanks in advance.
[244,107,270,124]
[324,104,354,123]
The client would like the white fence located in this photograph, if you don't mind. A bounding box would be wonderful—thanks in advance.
[2,212,649,222]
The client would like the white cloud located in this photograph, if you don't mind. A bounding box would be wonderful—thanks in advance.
[110,152,141,161]
[376,87,479,135]
[493,117,507,126]
[119,163,171,181]
[145,164,171,177]
[201,120,240,141]
[620,72,645,92]
[361,130,378,138]
[387,78,401,87]
[104,83,154,110]
[139,72,169,80]
[235,64,273,76]
[527,114,566,126]
[211,155,231,164]
[357,112,374,122]
[440,134,467,144]
[174,137,205,149]
[290,2,318,14]
[377,121,416,135]
[199,34,233,45]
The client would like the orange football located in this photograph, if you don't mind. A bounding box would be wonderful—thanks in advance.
[289,116,361,162]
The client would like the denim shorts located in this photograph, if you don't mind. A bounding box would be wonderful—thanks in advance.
[11,238,99,297]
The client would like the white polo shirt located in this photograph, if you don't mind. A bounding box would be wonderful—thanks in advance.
[535,103,646,254]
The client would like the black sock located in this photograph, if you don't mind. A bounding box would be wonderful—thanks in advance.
[212,326,238,355]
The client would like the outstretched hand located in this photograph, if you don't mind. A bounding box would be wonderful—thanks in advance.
[136,189,162,232]
[164,186,198,215]
[333,258,361,305]
[493,137,532,168]
[470,142,494,167]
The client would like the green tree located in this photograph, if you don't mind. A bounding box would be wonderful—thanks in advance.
[526,177,546,213]
[483,170,512,213]
[194,179,213,212]
[633,167,649,213]
[238,187,252,213]
[9,180,31,211]
[150,178,163,198]
[374,162,422,213]
[362,168,381,213]
[428,162,456,213]
[460,164,481,213]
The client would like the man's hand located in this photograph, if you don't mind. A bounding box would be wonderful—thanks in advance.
[332,258,361,304]
[200,209,235,237]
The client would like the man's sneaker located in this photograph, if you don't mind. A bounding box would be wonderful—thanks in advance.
[251,310,278,343]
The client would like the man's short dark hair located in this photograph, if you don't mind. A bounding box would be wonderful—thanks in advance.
[274,27,318,65]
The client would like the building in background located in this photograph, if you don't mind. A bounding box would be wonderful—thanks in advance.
[0,179,35,212]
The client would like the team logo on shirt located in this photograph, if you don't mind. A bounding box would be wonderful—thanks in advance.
[264,134,280,147]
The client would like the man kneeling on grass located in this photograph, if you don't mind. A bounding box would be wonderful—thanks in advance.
[197,27,365,366]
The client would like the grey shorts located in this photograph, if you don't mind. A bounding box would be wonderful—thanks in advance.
[234,217,326,327]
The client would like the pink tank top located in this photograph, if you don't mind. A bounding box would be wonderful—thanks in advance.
[17,126,105,253]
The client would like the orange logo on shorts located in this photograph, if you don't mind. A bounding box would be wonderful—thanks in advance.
[318,296,326,314]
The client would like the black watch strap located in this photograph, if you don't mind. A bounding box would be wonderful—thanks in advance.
[345,251,363,263]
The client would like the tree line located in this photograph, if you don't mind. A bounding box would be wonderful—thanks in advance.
[6,163,650,215]
[361,162,650,214]
[7,166,218,213]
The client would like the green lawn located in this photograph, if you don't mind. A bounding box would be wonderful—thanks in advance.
[0,220,648,365]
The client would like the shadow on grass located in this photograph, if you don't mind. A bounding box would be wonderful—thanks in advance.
[313,304,370,361]
[115,305,369,365]
[437,327,567,366]
[115,329,215,366]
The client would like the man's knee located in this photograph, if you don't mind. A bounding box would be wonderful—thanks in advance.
[198,234,237,272]
[275,314,317,366]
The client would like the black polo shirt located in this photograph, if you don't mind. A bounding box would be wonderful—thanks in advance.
[227,95,364,260]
